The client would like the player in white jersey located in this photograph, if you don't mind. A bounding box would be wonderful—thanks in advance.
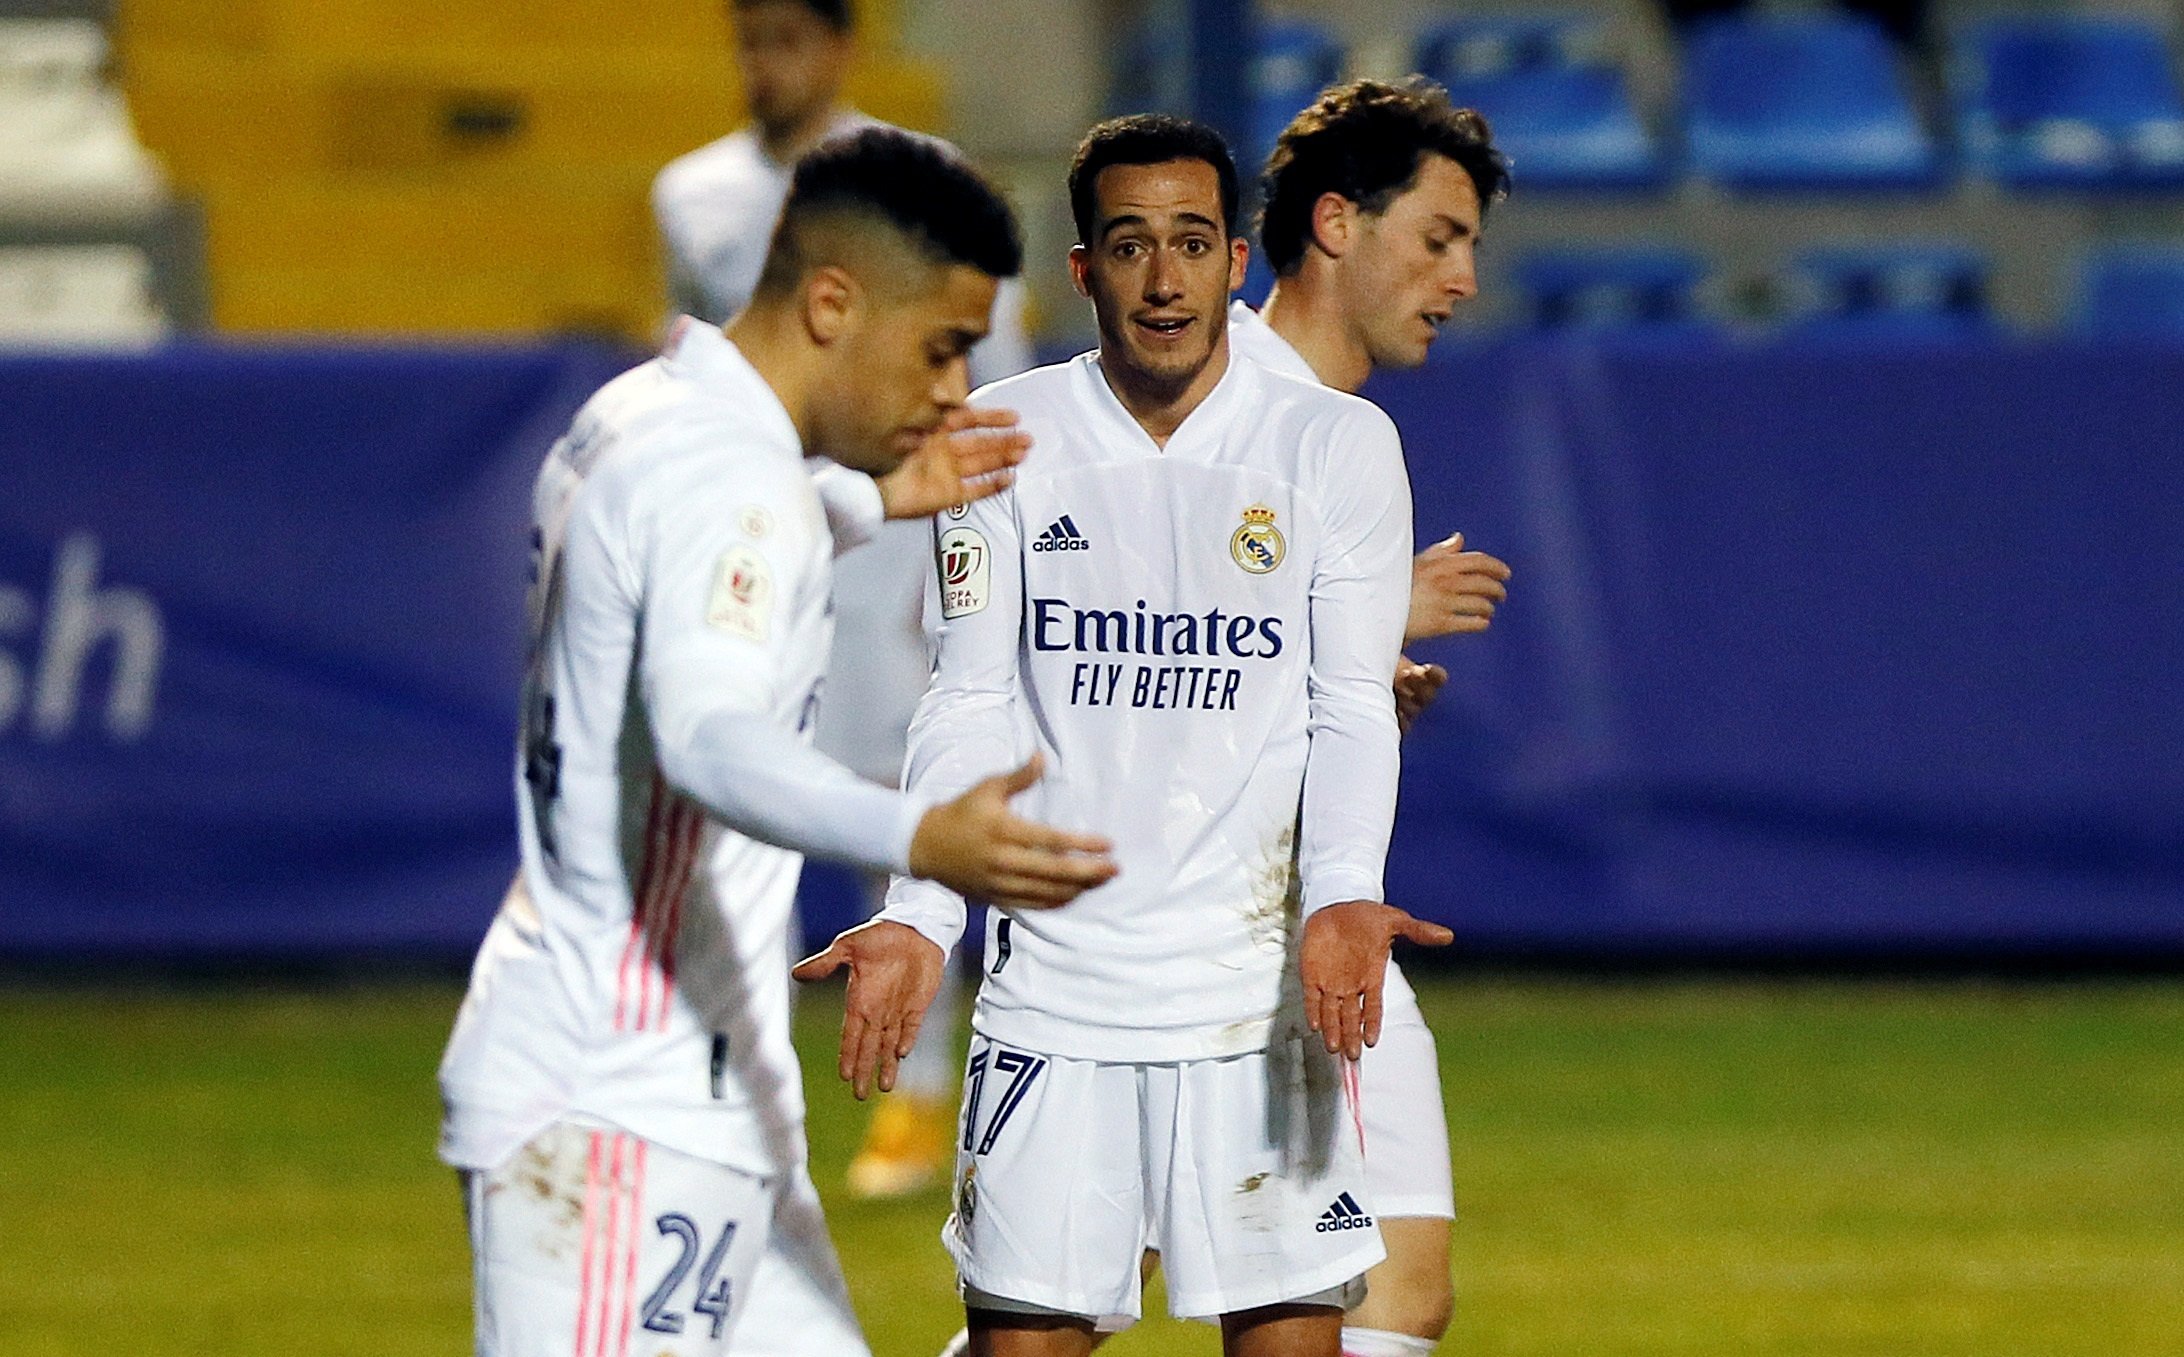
[1219,81,1517,1357]
[797,115,1452,1357]
[651,0,1032,1203]
[439,129,1118,1357]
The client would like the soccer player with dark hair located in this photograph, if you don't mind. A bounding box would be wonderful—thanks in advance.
[1233,77,1513,1357]
[809,111,1452,1357]
[439,128,1116,1357]
[653,0,1038,1210]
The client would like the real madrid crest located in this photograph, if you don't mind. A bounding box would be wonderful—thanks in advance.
[1230,503,1285,574]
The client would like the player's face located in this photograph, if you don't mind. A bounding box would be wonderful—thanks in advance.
[820,262,995,474]
[1070,159,1248,391]
[1342,154,1482,371]
[732,1,850,136]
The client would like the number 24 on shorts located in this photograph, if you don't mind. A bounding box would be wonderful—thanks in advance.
[641,1213,737,1339]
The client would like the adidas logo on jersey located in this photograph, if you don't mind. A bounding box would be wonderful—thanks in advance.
[1315,1191,1374,1233]
[1032,515,1092,553]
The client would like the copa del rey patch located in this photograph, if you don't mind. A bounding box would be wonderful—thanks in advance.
[707,545,774,641]
[938,525,989,618]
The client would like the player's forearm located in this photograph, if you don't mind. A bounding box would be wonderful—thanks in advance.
[1298,692,1402,913]
[807,461,886,556]
[658,707,929,875]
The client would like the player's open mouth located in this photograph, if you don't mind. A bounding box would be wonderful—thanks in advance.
[1421,311,1450,334]
[1135,316,1194,340]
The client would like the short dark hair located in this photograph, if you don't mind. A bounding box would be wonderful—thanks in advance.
[757,126,1021,295]
[734,0,853,32]
[1067,114,1240,246]
[1258,78,1512,277]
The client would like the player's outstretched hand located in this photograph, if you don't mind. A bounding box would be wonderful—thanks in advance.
[876,406,1031,520]
[907,755,1119,909]
[1394,655,1448,734]
[1300,901,1456,1060]
[1407,531,1512,643]
[792,920,943,1101]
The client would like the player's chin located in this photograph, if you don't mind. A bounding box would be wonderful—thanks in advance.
[1376,330,1436,370]
[1126,336,1211,381]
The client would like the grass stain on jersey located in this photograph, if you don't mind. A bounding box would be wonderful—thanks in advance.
[1242,826,1301,955]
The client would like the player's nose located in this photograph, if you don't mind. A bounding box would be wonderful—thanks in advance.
[1144,249,1184,303]
[931,353,972,408]
[1445,256,1478,301]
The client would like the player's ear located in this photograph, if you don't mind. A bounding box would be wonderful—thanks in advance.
[1309,191,1354,261]
[802,264,861,345]
[1067,244,1092,299]
[1228,237,1249,294]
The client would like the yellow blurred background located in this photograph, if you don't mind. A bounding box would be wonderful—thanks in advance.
[117,0,941,338]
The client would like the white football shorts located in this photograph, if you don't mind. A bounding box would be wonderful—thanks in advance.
[1358,961,1456,1220]
[943,1033,1384,1328]
[462,1121,777,1357]
[723,1164,872,1357]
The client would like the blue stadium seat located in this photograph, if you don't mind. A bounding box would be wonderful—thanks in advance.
[1250,17,1344,160]
[1512,247,1708,329]
[1420,16,1669,191]
[1685,15,1942,191]
[2074,245,2184,335]
[1780,245,1993,337]
[1953,18,2184,189]
[1104,16,1342,173]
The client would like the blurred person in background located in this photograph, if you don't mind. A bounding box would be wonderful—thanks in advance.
[652,0,1034,1205]
[1232,79,1513,1357]
[442,129,1115,1357]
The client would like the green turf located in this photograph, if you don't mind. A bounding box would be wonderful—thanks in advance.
[1,978,2178,1355]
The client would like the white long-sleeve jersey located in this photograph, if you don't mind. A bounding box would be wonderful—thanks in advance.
[652,116,1031,789]
[881,349,1414,1062]
[438,320,933,1178]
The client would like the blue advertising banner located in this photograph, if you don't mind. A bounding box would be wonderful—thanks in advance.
[2,334,2179,960]
[0,341,635,957]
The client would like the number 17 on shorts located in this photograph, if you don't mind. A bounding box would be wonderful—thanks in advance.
[463,1122,775,1357]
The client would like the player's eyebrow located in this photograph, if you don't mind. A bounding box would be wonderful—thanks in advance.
[1430,213,1476,239]
[1098,211,1223,241]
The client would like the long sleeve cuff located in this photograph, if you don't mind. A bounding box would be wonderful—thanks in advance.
[808,460,886,556]
[1302,867,1386,918]
[878,876,968,956]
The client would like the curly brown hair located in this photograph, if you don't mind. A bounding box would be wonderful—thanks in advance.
[1258,78,1511,277]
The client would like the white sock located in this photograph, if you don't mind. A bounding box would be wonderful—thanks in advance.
[1341,1327,1436,1356]
[935,1327,970,1357]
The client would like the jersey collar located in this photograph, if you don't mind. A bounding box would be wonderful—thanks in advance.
[662,318,804,457]
[1077,332,1258,462]
[1227,300,1319,384]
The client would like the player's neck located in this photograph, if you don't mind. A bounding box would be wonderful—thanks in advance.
[759,103,849,164]
[1260,279,1371,394]
[1098,338,1232,448]
[722,310,821,449]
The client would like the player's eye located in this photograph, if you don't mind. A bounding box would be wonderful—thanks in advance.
[1181,237,1210,256]
[1113,240,1143,259]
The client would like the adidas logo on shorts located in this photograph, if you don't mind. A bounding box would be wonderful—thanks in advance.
[1315,1191,1374,1233]
[1032,514,1092,552]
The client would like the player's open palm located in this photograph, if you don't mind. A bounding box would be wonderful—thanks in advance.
[793,920,945,1100]
[1407,531,1512,642]
[1300,901,1456,1060]
[908,754,1118,908]
[876,405,1031,520]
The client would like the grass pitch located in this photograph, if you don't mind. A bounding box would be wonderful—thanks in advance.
[1,976,2178,1355]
